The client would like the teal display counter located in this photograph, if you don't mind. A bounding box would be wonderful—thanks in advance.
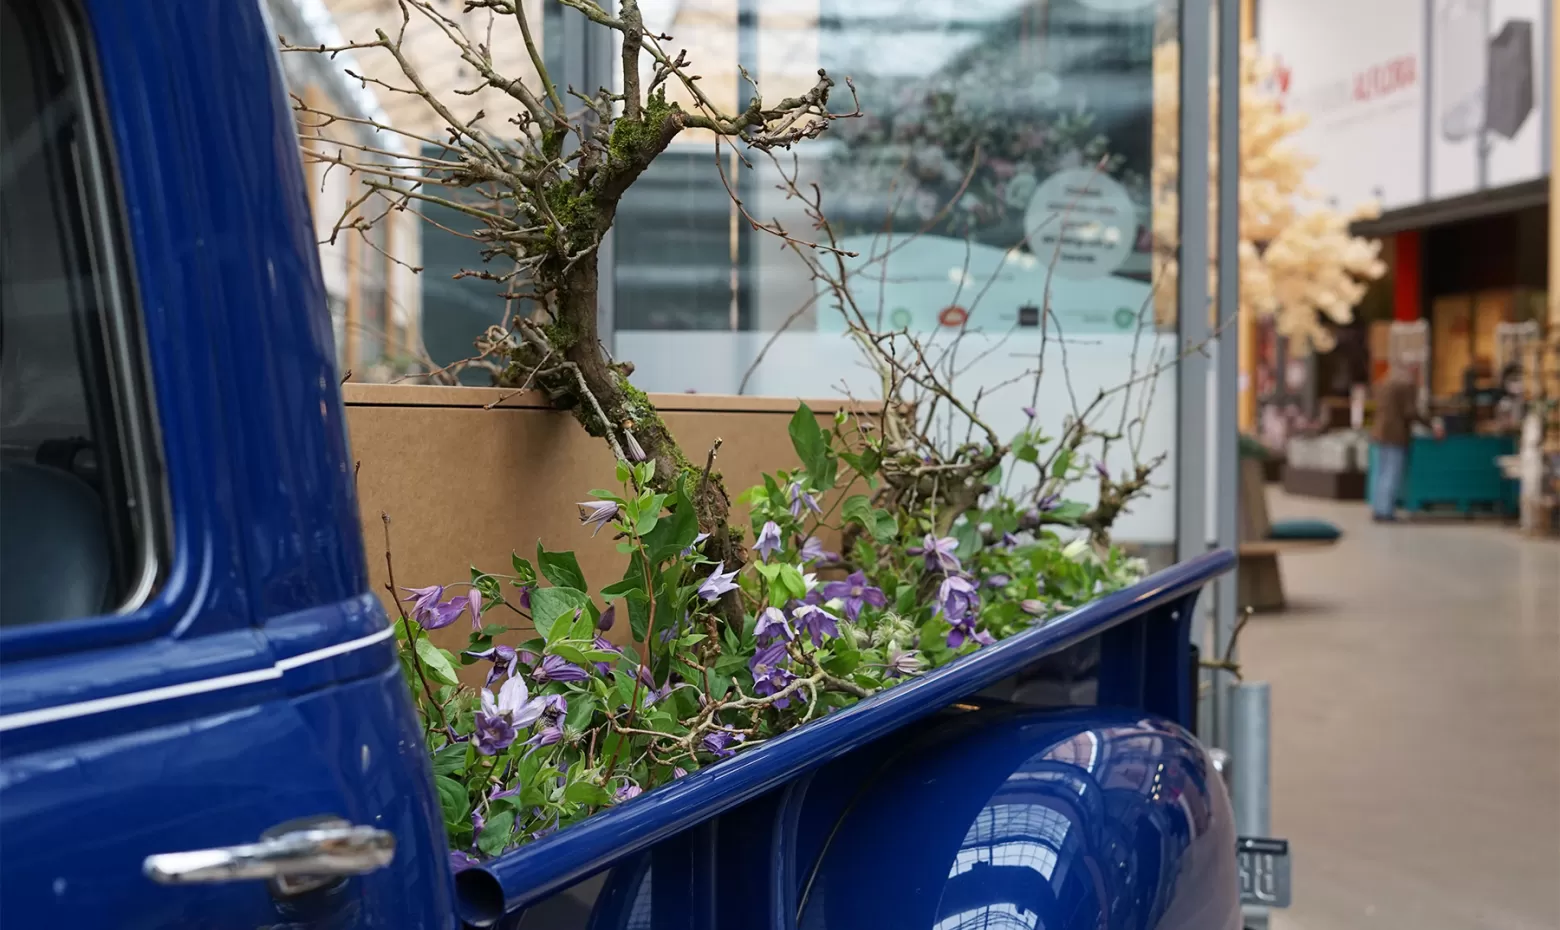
[1367,434,1518,515]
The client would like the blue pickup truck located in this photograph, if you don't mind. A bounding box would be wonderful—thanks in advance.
[0,0,1242,927]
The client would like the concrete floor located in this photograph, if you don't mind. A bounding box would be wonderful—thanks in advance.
[1242,491,1560,930]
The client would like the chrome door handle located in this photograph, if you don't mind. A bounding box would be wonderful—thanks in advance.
[144,819,394,894]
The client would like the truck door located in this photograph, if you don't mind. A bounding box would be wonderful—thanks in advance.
[0,0,450,925]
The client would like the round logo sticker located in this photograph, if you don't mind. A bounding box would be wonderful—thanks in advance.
[890,307,913,329]
[1114,306,1138,330]
[938,305,969,327]
[1023,169,1137,281]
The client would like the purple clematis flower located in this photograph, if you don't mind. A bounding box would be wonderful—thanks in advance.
[754,606,795,646]
[597,603,616,632]
[517,585,532,610]
[466,588,485,630]
[749,642,796,708]
[798,536,838,564]
[450,850,481,872]
[623,431,647,463]
[914,534,961,573]
[673,766,689,779]
[792,603,842,647]
[985,574,1011,589]
[788,481,822,518]
[1095,461,1110,480]
[471,808,485,838]
[615,782,643,802]
[474,675,546,756]
[401,585,444,616]
[682,532,710,558]
[935,575,980,623]
[821,571,887,621]
[1038,492,1061,512]
[753,521,783,561]
[402,586,468,630]
[591,635,623,676]
[577,499,620,537]
[700,730,745,758]
[1020,598,1046,616]
[532,654,589,684]
[885,645,923,679]
[468,644,519,686]
[698,563,741,601]
[1023,405,1036,419]
[525,694,568,747]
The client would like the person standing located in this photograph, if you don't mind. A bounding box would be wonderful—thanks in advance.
[1370,364,1439,522]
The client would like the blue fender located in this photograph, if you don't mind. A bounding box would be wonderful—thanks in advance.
[795,706,1240,930]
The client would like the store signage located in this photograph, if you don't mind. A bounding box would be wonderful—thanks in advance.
[1258,0,1550,213]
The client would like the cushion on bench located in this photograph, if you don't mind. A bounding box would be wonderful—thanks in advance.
[1267,517,1342,542]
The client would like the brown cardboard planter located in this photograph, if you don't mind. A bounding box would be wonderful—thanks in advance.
[343,384,869,671]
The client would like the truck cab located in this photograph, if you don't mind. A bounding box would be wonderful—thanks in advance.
[0,2,1241,927]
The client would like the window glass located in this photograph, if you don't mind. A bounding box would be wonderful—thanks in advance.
[0,0,160,626]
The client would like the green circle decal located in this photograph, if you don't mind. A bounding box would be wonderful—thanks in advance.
[1113,306,1137,330]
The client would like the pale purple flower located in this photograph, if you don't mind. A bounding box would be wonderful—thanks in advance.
[749,642,796,708]
[517,649,538,667]
[525,694,568,747]
[698,563,741,601]
[450,850,481,872]
[754,606,795,646]
[592,636,623,676]
[475,676,546,756]
[1002,532,1021,548]
[577,499,620,536]
[754,521,783,561]
[532,654,589,684]
[792,603,842,647]
[701,730,745,758]
[467,644,519,685]
[615,782,643,802]
[915,534,961,573]
[985,574,1011,589]
[673,766,689,779]
[821,571,887,621]
[788,481,822,518]
[936,575,980,623]
[517,586,531,610]
[623,430,647,463]
[972,629,996,646]
[1095,461,1110,480]
[400,585,444,616]
[885,645,923,679]
[1020,598,1046,616]
[682,532,710,557]
[1022,405,1036,419]
[471,808,485,838]
[467,588,484,630]
[798,536,838,564]
[597,603,616,632]
[1038,492,1061,512]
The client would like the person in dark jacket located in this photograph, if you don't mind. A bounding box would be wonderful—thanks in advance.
[1370,364,1440,522]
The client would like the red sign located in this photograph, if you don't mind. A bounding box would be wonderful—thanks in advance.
[938,305,969,327]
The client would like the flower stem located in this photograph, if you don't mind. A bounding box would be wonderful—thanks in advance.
[382,513,451,736]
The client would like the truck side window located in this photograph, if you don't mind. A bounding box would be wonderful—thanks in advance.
[0,0,162,627]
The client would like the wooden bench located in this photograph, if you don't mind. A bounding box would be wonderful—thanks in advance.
[1238,458,1340,611]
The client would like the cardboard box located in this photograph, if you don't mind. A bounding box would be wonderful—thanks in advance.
[344,384,872,664]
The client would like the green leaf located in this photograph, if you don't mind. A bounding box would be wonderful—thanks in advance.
[564,694,599,730]
[777,564,808,601]
[840,494,873,529]
[510,553,537,585]
[1051,448,1074,479]
[788,403,837,487]
[625,589,651,641]
[435,775,468,825]
[530,586,590,640]
[601,575,644,598]
[477,810,515,857]
[1015,442,1039,464]
[431,744,468,777]
[537,543,588,591]
[870,509,899,544]
[1048,500,1089,524]
[642,481,700,563]
[752,560,782,583]
[565,780,612,806]
[415,638,459,686]
[550,642,594,666]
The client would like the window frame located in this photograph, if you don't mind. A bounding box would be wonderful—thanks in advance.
[0,0,167,629]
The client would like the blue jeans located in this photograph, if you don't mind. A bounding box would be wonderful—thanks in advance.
[1371,443,1406,518]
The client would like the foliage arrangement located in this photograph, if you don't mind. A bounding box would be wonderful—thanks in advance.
[288,0,1172,868]
[393,404,1148,867]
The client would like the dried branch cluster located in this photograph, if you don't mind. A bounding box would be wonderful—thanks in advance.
[1152,40,1386,351]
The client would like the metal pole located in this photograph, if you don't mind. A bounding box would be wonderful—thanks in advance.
[1213,0,1242,752]
[1177,0,1212,712]
[1234,681,1273,928]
